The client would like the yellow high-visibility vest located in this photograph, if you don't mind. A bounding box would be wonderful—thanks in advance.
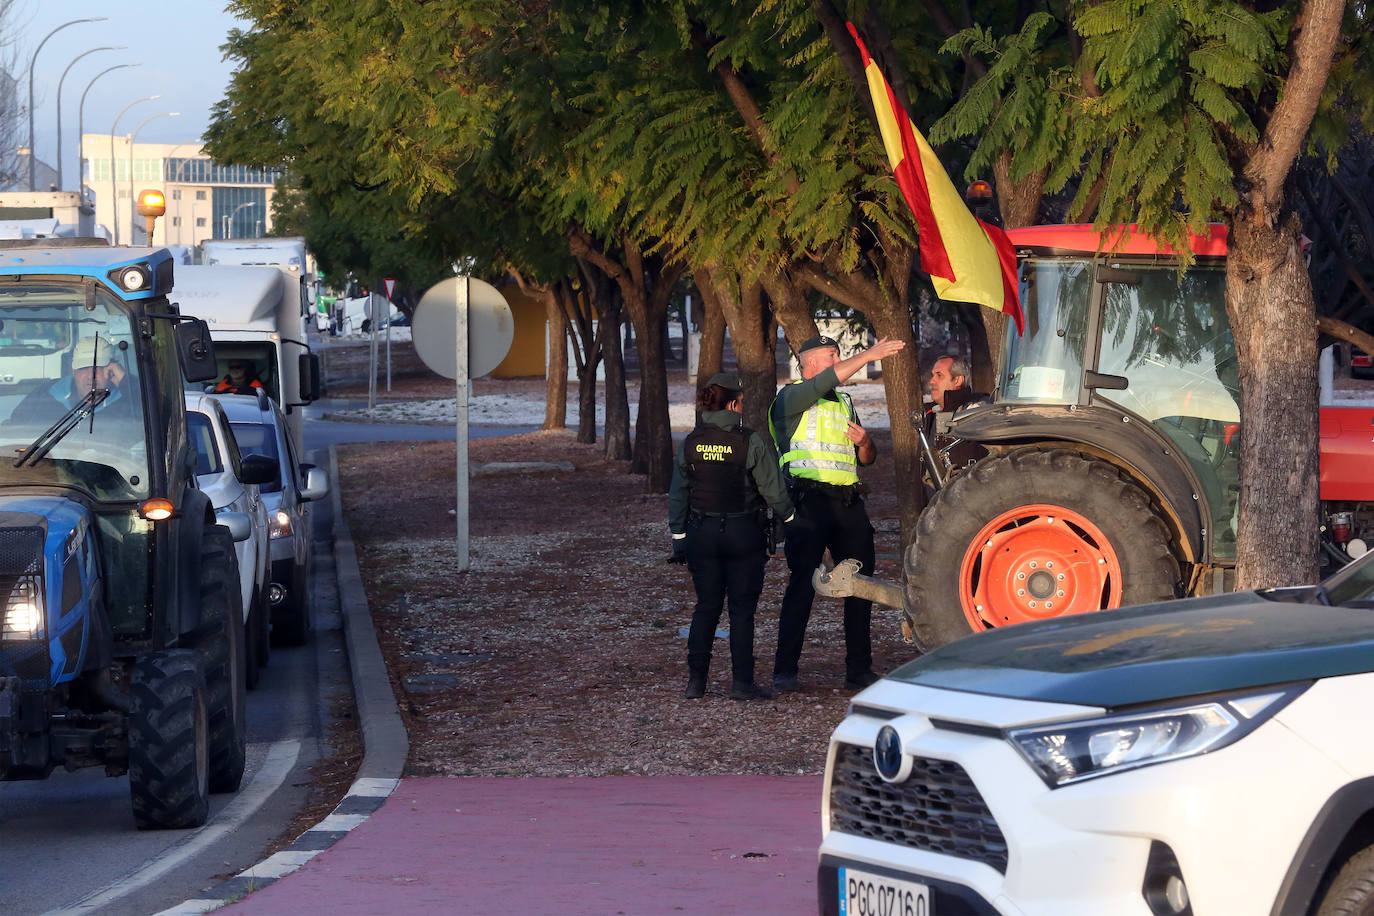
[770,382,859,485]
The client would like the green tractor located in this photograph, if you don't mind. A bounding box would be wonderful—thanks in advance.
[819,224,1374,650]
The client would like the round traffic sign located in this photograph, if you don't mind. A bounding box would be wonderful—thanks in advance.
[411,276,514,379]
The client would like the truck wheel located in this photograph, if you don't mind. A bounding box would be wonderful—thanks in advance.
[196,525,247,793]
[904,448,1180,652]
[129,650,210,830]
[1316,845,1374,915]
[273,560,310,647]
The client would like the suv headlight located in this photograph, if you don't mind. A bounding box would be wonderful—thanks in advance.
[269,509,293,540]
[3,575,45,640]
[1008,684,1307,787]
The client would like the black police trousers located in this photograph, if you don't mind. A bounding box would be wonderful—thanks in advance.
[685,514,767,683]
[775,490,875,681]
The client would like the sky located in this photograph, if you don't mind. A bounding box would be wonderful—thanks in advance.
[14,0,247,189]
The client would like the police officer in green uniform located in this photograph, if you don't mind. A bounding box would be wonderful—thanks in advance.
[668,373,795,700]
[769,334,905,692]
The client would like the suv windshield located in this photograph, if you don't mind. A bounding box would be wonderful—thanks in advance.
[0,285,149,500]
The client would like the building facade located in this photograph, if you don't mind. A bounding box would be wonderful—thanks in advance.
[82,136,282,249]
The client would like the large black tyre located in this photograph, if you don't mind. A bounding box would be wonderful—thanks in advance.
[129,649,210,830]
[904,448,1180,652]
[1317,845,1374,915]
[272,559,310,647]
[195,525,247,793]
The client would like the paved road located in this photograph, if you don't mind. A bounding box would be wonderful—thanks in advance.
[0,446,353,916]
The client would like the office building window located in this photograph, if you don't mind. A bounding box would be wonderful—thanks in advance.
[195,190,207,201]
[171,217,181,227]
[171,189,181,200]
[196,217,206,227]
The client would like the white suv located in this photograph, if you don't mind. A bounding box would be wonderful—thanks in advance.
[185,391,276,687]
[218,394,327,646]
[819,550,1374,916]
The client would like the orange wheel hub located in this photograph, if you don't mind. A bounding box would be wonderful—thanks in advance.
[959,504,1123,631]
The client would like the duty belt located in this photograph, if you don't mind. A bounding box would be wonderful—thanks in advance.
[688,509,757,519]
[788,478,868,501]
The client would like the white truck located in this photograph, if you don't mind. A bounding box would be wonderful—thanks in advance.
[200,237,311,317]
[172,264,321,449]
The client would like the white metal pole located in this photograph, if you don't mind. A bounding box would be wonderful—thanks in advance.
[367,291,379,409]
[385,306,392,393]
[456,276,470,572]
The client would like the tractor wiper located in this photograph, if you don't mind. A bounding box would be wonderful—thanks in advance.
[14,388,110,468]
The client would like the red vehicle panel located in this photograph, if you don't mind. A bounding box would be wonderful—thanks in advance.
[1320,406,1374,501]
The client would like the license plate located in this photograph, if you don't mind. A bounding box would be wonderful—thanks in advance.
[838,866,931,916]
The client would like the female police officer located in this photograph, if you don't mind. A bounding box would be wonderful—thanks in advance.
[668,373,794,700]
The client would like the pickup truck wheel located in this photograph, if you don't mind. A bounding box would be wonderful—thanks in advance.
[129,650,210,830]
[1317,845,1374,915]
[904,448,1180,652]
[196,525,247,793]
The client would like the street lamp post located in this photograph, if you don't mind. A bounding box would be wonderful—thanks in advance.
[128,111,178,244]
[78,63,138,203]
[55,45,123,189]
[26,17,106,190]
[109,94,158,245]
[225,201,256,239]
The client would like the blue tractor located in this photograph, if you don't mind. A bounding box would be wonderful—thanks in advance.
[0,239,247,829]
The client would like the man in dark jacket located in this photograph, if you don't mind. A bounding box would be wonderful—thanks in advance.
[923,355,989,482]
[668,373,795,701]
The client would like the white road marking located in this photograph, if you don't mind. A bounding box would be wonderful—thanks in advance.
[43,739,302,916]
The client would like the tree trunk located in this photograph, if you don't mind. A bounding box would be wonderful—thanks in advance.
[541,285,568,430]
[759,266,818,355]
[698,266,776,432]
[508,269,570,431]
[602,313,631,461]
[583,265,630,462]
[694,270,727,383]
[1225,214,1320,589]
[569,230,680,492]
[957,305,995,393]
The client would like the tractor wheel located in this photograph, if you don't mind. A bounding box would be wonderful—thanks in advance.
[904,448,1180,652]
[195,525,247,793]
[129,649,210,830]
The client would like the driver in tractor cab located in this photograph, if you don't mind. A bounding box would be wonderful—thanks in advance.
[216,359,264,395]
[9,335,136,424]
[922,354,988,485]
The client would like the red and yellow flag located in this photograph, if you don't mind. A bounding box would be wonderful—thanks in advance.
[848,24,1023,334]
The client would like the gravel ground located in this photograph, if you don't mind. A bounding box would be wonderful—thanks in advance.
[327,340,913,778]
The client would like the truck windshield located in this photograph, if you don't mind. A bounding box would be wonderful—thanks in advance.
[0,286,150,500]
[998,258,1093,404]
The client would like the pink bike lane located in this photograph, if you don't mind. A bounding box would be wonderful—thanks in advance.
[228,774,822,914]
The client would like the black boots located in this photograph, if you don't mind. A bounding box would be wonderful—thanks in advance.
[730,681,772,701]
[684,671,707,699]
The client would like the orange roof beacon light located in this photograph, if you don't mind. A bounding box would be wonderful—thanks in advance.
[139,497,175,521]
[965,179,994,203]
[136,188,166,243]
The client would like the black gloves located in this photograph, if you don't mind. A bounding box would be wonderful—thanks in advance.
[668,538,688,564]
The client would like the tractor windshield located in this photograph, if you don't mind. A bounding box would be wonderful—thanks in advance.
[998,257,1093,403]
[0,285,150,500]
[1095,263,1239,558]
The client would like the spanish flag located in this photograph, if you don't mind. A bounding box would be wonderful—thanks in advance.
[848,24,1023,334]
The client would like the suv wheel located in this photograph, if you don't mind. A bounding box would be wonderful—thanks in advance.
[196,525,247,793]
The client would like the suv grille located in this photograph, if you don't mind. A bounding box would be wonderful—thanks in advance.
[830,742,1009,873]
